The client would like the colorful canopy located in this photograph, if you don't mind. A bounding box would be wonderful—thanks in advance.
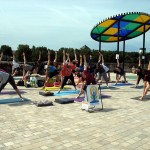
[91,12,150,42]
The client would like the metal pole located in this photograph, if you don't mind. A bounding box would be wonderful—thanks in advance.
[117,21,120,53]
[123,40,125,70]
[99,37,101,52]
[142,25,146,68]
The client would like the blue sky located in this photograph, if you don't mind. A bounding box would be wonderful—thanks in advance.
[0,0,150,52]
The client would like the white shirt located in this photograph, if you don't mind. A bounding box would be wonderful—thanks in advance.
[102,63,109,72]
[0,71,9,87]
[12,60,20,70]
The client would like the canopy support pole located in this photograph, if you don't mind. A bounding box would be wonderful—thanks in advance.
[117,21,120,53]
[123,40,125,70]
[99,37,101,52]
[142,25,146,68]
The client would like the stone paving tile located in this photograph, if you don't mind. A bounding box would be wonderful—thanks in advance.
[0,73,150,149]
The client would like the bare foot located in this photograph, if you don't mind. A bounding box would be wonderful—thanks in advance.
[20,97,24,101]
[76,96,79,99]
[139,96,144,100]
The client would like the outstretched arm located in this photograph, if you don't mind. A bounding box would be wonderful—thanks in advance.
[117,58,120,67]
[54,51,57,63]
[74,50,77,61]
[63,49,66,63]
[66,53,71,63]
[138,57,141,67]
[47,50,51,66]
[101,53,104,64]
[148,60,150,70]
[83,55,87,70]
[22,52,26,78]
[98,52,102,63]
[38,51,41,61]
[13,52,16,61]
[0,52,3,62]
[23,52,26,65]
[79,54,82,66]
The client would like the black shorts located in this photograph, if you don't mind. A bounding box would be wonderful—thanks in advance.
[14,67,20,72]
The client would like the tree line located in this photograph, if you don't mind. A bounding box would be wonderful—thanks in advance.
[0,44,150,66]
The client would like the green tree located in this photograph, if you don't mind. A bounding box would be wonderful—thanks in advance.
[80,45,91,56]
[31,46,48,62]
[15,44,31,62]
[0,45,12,61]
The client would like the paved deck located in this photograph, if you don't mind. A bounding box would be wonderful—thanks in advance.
[0,73,150,150]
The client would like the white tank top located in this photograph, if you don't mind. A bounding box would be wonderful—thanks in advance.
[0,71,9,86]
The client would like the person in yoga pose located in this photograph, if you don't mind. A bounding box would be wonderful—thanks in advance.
[140,61,150,100]
[12,52,21,77]
[0,52,23,99]
[76,55,96,98]
[114,57,127,84]
[95,52,109,87]
[58,50,76,93]
[135,57,144,87]
[42,50,60,89]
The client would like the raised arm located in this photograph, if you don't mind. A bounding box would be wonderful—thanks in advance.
[117,58,120,67]
[74,50,77,61]
[47,50,51,66]
[98,52,102,63]
[38,51,41,61]
[66,53,71,63]
[83,55,87,70]
[138,57,141,67]
[63,49,66,63]
[23,52,26,65]
[54,51,57,63]
[101,53,104,64]
[0,52,3,62]
[148,60,150,70]
[13,52,15,61]
[79,54,82,66]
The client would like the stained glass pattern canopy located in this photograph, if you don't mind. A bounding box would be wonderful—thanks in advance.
[91,12,150,42]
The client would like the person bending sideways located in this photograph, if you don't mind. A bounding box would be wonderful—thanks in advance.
[76,55,96,99]
[0,70,24,100]
[114,59,127,84]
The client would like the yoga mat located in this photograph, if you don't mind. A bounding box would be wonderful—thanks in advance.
[0,98,30,104]
[54,90,80,96]
[74,97,84,102]
[100,86,118,90]
[112,83,134,86]
[0,90,26,95]
[42,86,72,91]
